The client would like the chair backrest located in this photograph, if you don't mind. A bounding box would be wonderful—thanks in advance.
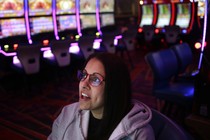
[122,30,137,51]
[150,108,193,140]
[164,25,181,45]
[17,44,41,75]
[78,36,95,59]
[143,25,156,42]
[145,49,178,89]
[171,43,193,74]
[50,39,72,67]
[101,34,116,53]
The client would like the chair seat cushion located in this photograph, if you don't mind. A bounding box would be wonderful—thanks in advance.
[154,82,194,105]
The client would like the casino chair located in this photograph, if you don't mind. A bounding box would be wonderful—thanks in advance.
[145,48,194,120]
[101,33,116,54]
[78,36,95,59]
[121,28,138,51]
[171,42,198,82]
[142,25,156,50]
[163,25,181,47]
[150,108,193,140]
[44,39,73,82]
[12,43,41,94]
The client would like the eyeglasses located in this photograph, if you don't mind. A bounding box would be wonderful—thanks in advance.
[77,70,105,87]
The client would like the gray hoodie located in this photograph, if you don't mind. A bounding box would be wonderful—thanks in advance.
[48,100,155,140]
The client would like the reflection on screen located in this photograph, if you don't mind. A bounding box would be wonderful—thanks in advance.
[140,5,153,27]
[30,17,53,35]
[29,0,52,16]
[175,3,191,28]
[56,0,76,14]
[101,14,114,27]
[57,15,77,31]
[0,18,26,38]
[80,15,96,29]
[80,0,96,13]
[156,4,171,28]
[100,0,114,12]
[0,0,24,17]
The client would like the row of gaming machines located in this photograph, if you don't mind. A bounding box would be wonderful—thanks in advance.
[138,0,204,41]
[0,0,115,57]
[0,0,205,57]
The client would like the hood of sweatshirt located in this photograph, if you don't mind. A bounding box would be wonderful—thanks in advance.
[109,99,152,139]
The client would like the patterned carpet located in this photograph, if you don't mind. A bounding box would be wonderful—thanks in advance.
[0,49,157,139]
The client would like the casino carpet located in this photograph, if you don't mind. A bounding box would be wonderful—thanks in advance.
[0,49,157,139]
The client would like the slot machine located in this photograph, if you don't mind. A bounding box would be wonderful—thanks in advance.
[172,0,196,34]
[55,0,79,40]
[0,0,29,56]
[79,0,100,36]
[99,0,115,33]
[27,0,55,46]
[138,0,156,31]
[154,0,173,33]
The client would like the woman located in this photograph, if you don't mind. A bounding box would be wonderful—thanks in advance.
[48,53,155,140]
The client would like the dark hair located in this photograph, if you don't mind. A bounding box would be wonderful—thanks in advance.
[83,52,132,139]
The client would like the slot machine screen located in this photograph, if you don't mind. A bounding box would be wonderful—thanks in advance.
[56,0,76,14]
[80,0,96,13]
[29,0,52,16]
[175,3,191,28]
[100,0,114,12]
[0,18,26,38]
[139,4,153,27]
[57,15,77,31]
[0,0,24,17]
[156,4,171,28]
[80,15,96,29]
[100,14,115,27]
[30,17,53,35]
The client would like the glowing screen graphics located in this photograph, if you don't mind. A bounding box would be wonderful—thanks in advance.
[100,0,114,12]
[100,14,114,27]
[30,17,53,35]
[29,0,52,16]
[175,3,191,28]
[0,18,26,38]
[56,0,76,14]
[140,5,153,27]
[0,0,24,17]
[80,15,96,29]
[156,4,171,28]
[197,0,205,18]
[79,0,96,13]
[57,15,77,31]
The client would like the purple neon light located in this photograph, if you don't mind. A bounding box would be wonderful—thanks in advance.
[0,50,17,56]
[76,0,82,36]
[198,0,208,70]
[52,0,59,40]
[24,0,32,44]
[96,0,102,35]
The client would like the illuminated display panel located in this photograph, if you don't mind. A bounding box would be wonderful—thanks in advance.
[0,18,26,38]
[29,0,52,16]
[139,5,153,27]
[100,0,114,12]
[57,15,77,31]
[175,3,191,28]
[156,4,171,28]
[100,14,114,27]
[56,0,76,14]
[79,0,96,13]
[80,15,96,29]
[30,17,53,35]
[197,0,205,18]
[0,0,24,17]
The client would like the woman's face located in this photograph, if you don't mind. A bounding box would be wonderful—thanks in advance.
[79,58,105,119]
